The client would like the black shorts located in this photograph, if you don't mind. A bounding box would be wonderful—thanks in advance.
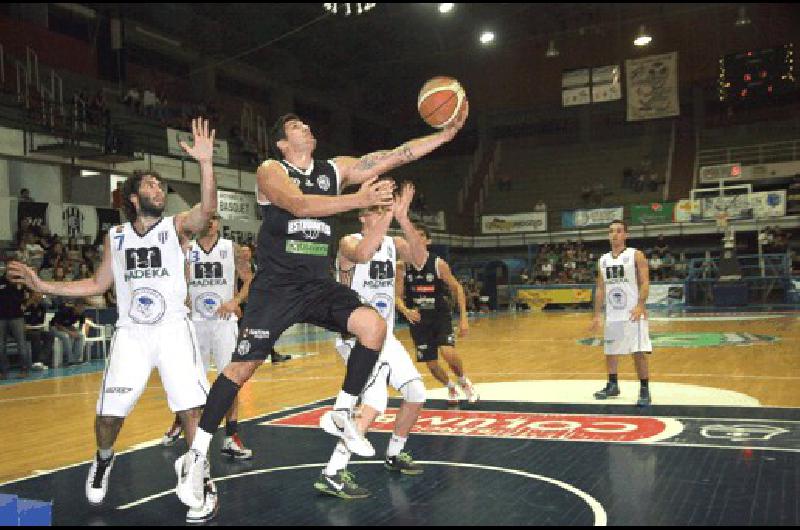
[409,312,455,362]
[233,277,365,362]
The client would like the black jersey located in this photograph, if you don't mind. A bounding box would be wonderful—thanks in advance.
[256,159,339,282]
[404,252,450,314]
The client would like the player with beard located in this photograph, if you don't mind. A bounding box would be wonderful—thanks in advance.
[9,119,220,522]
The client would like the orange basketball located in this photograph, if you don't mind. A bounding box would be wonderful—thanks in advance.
[417,76,466,128]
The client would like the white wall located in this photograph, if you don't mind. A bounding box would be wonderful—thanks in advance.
[8,161,63,204]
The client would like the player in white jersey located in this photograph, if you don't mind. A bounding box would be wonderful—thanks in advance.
[315,181,429,499]
[161,213,255,460]
[9,118,220,522]
[590,219,653,407]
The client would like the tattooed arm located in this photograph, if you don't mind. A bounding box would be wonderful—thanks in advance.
[334,100,469,186]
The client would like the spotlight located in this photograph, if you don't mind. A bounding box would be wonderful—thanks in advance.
[633,25,652,47]
[480,31,495,45]
[438,3,454,14]
[545,39,560,58]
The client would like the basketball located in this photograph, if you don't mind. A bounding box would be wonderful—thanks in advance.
[417,76,466,128]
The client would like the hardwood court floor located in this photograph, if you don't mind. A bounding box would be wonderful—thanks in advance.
[1,310,798,485]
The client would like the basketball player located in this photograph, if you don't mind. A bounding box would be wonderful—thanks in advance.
[161,214,255,461]
[395,225,478,405]
[317,181,428,499]
[8,118,219,521]
[590,219,653,407]
[176,104,469,510]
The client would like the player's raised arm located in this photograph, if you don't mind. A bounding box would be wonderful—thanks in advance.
[392,182,427,269]
[335,100,469,186]
[339,207,394,265]
[175,118,218,239]
[8,234,114,297]
[260,162,394,218]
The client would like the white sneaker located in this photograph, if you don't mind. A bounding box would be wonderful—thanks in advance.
[86,452,115,505]
[320,409,375,457]
[221,434,253,460]
[186,479,219,524]
[447,385,460,405]
[175,449,207,509]
[459,379,480,404]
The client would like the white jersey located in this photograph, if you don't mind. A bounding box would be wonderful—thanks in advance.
[340,234,397,334]
[111,217,189,328]
[187,237,237,322]
[599,247,641,322]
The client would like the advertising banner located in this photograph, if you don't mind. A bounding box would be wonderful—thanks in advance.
[482,212,547,234]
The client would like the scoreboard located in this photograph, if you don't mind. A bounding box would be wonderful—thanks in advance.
[719,44,795,102]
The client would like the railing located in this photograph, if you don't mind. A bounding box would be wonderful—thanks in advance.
[697,139,800,167]
[685,253,791,281]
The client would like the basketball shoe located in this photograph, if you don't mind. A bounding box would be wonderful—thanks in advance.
[221,433,253,460]
[385,451,423,475]
[320,409,375,457]
[85,451,115,505]
[175,449,207,509]
[593,382,621,400]
[314,469,370,499]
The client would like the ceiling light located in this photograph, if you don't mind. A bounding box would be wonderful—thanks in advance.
[479,31,495,45]
[438,3,454,14]
[633,25,652,47]
[323,3,376,16]
[545,39,560,58]
[735,6,751,27]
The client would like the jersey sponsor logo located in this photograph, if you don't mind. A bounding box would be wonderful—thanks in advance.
[286,240,329,256]
[287,220,331,240]
[243,328,270,339]
[124,247,170,281]
[194,262,224,280]
[426,273,435,283]
[195,292,223,319]
[104,387,133,394]
[291,177,301,188]
[412,285,435,293]
[369,260,394,280]
[158,230,169,245]
[317,174,331,192]
[304,178,314,187]
[370,293,393,321]
[129,287,167,324]
[608,288,628,310]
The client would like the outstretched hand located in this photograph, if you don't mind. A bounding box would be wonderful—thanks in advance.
[394,182,415,221]
[180,117,216,164]
[357,176,395,209]
[7,261,44,292]
[442,98,469,141]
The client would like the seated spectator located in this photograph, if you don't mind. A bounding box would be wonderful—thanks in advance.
[534,200,546,212]
[23,291,52,369]
[649,252,663,281]
[19,188,33,202]
[50,299,88,365]
[654,235,669,256]
[633,173,646,192]
[123,86,142,113]
[497,174,512,192]
[1,261,32,379]
[648,172,660,192]
[465,279,481,313]
[22,232,45,270]
[142,88,158,117]
[661,252,676,279]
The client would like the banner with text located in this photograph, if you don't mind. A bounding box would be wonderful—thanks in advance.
[17,201,49,234]
[562,207,624,228]
[218,190,257,221]
[697,191,786,221]
[221,219,261,245]
[516,288,593,310]
[630,202,676,224]
[48,204,98,241]
[482,212,547,234]
[167,128,229,165]
[626,52,680,121]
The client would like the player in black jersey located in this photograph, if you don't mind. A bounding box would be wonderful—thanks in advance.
[176,104,469,509]
[396,224,479,406]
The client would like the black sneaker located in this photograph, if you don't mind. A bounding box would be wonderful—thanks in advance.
[314,470,370,499]
[636,388,652,407]
[85,452,115,505]
[594,382,621,400]
[385,452,423,475]
[271,352,291,364]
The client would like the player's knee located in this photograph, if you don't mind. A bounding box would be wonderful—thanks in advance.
[224,360,260,385]
[352,307,386,349]
[401,379,426,404]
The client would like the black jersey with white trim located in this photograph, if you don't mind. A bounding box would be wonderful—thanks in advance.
[256,159,339,282]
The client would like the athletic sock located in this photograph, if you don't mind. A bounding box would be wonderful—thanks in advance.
[609,374,619,385]
[386,435,408,458]
[325,441,352,476]
[192,428,213,455]
[640,378,649,389]
[342,342,380,396]
[98,448,114,461]
[195,374,241,451]
[225,420,238,437]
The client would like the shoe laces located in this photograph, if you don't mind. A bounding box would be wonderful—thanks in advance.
[339,470,357,486]
[396,451,414,464]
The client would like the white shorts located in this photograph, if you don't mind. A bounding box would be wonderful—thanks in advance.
[193,319,238,373]
[604,319,653,355]
[335,334,422,414]
[97,319,210,417]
